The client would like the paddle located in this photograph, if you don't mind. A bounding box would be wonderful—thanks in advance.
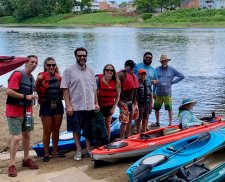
[132,132,210,182]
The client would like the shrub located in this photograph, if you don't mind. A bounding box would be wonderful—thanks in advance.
[138,13,152,20]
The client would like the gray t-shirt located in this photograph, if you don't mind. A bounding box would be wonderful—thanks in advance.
[61,62,97,111]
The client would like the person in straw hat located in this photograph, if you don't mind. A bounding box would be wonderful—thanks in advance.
[178,97,206,129]
[153,54,184,127]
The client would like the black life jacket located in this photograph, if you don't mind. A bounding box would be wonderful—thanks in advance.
[6,70,35,106]
[137,79,151,103]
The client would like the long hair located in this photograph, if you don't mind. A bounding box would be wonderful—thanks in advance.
[103,64,120,91]
[43,57,60,74]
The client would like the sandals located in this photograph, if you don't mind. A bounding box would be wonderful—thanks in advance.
[52,152,66,158]
[150,123,160,127]
[43,156,50,162]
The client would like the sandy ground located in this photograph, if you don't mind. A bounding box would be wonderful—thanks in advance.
[0,88,132,182]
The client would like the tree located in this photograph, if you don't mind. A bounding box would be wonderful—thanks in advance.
[134,0,157,13]
[13,0,56,20]
[57,0,74,13]
[80,0,91,12]
[0,0,16,16]
[119,2,128,9]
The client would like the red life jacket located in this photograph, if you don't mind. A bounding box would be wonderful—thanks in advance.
[37,72,61,100]
[97,74,117,107]
[120,71,139,91]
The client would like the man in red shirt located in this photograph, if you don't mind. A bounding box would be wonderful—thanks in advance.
[6,55,39,177]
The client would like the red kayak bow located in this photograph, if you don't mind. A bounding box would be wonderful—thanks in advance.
[0,56,28,76]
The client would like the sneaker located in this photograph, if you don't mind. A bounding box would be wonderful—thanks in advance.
[8,165,17,177]
[74,150,82,161]
[87,149,93,158]
[22,159,39,169]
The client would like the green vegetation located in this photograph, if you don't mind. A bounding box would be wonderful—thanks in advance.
[141,9,225,27]
[1,9,225,28]
[0,12,136,26]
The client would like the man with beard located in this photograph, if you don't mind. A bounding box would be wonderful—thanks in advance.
[134,52,158,130]
[153,54,184,126]
[61,47,99,161]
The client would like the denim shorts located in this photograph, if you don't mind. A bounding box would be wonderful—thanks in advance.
[7,117,34,135]
[67,110,95,133]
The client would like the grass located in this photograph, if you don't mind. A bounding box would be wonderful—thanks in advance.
[1,9,225,28]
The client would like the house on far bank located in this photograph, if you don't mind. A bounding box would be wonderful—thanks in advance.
[181,0,225,9]
[126,1,136,12]
[99,0,119,11]
[180,0,199,8]
[91,1,101,11]
[199,0,225,9]
[72,0,81,12]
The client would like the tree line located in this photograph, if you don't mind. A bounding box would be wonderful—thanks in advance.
[0,0,183,21]
[0,0,91,20]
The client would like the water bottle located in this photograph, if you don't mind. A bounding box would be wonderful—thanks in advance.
[25,109,32,127]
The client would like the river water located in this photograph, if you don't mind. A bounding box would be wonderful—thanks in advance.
[1,26,225,125]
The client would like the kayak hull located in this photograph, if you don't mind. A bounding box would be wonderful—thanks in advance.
[33,117,120,157]
[127,128,225,182]
[92,120,225,163]
[0,56,28,76]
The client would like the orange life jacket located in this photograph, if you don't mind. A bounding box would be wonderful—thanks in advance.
[37,72,62,100]
[97,74,117,107]
[120,71,139,91]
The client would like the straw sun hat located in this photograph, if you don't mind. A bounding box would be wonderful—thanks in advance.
[159,54,171,62]
[179,97,197,110]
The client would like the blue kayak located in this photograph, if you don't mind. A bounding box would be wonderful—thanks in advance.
[127,128,225,182]
[33,116,121,157]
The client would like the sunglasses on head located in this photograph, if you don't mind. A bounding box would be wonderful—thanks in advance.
[105,69,114,72]
[47,64,56,67]
[77,55,87,58]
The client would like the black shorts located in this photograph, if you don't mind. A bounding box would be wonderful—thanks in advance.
[100,105,113,117]
[67,110,95,134]
[39,100,64,116]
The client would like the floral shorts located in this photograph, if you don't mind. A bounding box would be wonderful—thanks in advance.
[118,101,139,123]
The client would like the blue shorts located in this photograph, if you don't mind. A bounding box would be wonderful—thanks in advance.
[67,110,95,133]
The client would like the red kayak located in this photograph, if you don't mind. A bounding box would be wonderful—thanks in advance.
[0,56,28,76]
[92,117,225,166]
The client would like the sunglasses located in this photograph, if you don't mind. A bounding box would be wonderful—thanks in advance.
[145,56,152,59]
[77,55,87,58]
[105,69,114,72]
[46,64,56,67]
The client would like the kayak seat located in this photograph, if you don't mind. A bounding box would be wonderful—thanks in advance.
[103,142,128,149]
[163,128,181,136]
[140,132,163,139]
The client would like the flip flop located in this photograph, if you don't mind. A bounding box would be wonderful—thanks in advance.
[150,123,160,127]
[52,152,66,158]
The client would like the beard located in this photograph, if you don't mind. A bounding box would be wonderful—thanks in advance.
[143,59,152,66]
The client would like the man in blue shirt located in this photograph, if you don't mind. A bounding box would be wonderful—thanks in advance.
[153,54,184,126]
[134,52,158,109]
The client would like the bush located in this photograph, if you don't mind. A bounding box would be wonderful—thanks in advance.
[138,13,152,20]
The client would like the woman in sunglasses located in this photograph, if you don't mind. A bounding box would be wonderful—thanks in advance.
[96,64,121,141]
[35,57,64,162]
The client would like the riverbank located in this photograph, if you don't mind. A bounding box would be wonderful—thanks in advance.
[1,9,225,28]
[0,87,131,181]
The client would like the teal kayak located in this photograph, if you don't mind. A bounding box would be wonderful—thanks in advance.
[127,128,225,182]
[148,146,225,182]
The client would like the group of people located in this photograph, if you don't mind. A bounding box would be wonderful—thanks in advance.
[6,47,205,178]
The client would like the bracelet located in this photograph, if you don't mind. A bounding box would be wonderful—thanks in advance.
[23,94,26,100]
